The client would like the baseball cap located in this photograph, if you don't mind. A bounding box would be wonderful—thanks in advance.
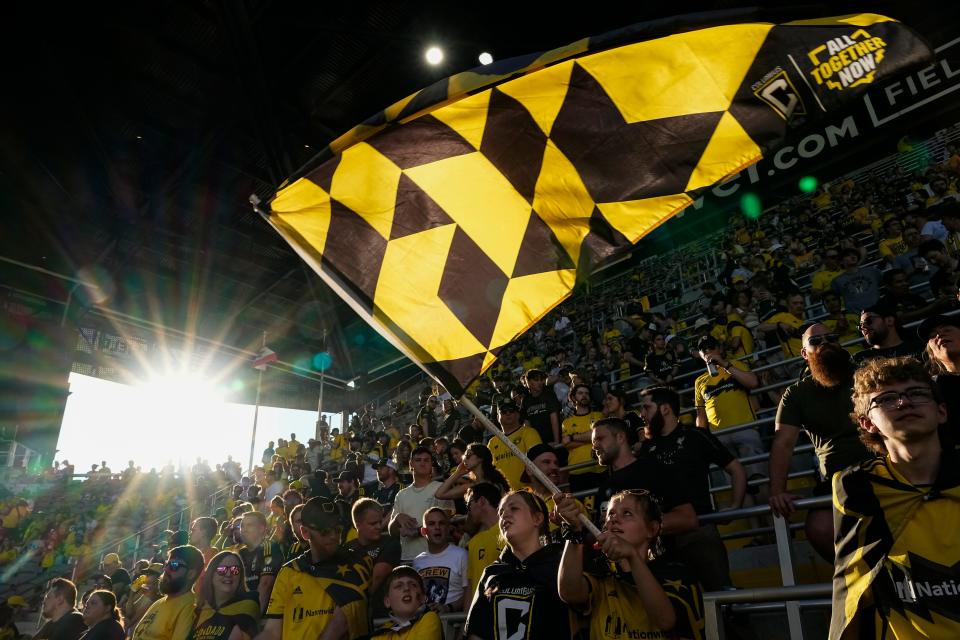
[300,497,339,531]
[374,458,397,471]
[694,317,710,329]
[917,314,960,341]
[520,444,561,483]
[7,596,27,608]
[335,471,358,483]
[497,400,520,413]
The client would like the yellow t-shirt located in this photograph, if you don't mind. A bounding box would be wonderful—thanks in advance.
[265,554,370,640]
[727,323,754,358]
[603,328,623,345]
[274,445,290,461]
[811,269,842,294]
[764,311,804,358]
[329,435,347,462]
[823,313,864,355]
[488,426,542,490]
[562,411,604,475]
[369,611,442,639]
[878,236,907,259]
[467,524,503,598]
[693,360,756,432]
[132,592,196,640]
[581,568,705,640]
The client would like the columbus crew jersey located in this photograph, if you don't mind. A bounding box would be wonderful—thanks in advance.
[265,550,371,640]
[582,559,704,640]
[831,452,960,639]
[464,543,574,640]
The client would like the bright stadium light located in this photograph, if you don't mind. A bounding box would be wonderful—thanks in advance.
[478,52,493,65]
[425,46,444,65]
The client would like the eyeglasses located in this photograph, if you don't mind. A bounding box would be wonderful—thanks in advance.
[164,559,188,573]
[804,333,839,347]
[215,565,241,577]
[868,387,935,412]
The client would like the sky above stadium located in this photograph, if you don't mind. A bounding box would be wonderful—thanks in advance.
[57,372,341,475]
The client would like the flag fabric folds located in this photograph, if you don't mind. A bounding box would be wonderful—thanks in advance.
[252,347,278,371]
[265,12,931,395]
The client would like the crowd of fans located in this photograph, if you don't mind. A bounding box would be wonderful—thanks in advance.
[2,132,960,639]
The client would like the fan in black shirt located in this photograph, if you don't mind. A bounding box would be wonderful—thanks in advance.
[518,370,561,443]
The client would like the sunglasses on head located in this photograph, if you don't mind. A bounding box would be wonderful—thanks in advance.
[164,559,188,573]
[215,565,241,577]
[805,333,839,347]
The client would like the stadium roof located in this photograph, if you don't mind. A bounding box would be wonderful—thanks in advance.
[2,1,958,401]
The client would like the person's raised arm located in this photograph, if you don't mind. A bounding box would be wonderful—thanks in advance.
[555,493,590,605]
[434,461,471,501]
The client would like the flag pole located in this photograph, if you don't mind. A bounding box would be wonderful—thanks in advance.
[316,328,327,441]
[459,395,601,538]
[248,331,267,474]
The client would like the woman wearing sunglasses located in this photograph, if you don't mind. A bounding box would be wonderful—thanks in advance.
[556,490,704,639]
[463,490,573,640]
[189,552,260,640]
[80,590,125,640]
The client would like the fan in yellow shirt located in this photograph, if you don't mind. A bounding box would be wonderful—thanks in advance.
[562,385,604,492]
[132,546,204,640]
[487,401,541,490]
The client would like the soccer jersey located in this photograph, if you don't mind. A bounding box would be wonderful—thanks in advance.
[581,560,704,640]
[830,452,960,639]
[189,591,260,640]
[563,411,604,474]
[368,610,443,639]
[264,550,370,640]
[466,524,503,598]
[693,360,756,432]
[760,310,804,357]
[464,544,574,640]
[488,426,542,490]
[132,592,196,640]
[238,540,284,592]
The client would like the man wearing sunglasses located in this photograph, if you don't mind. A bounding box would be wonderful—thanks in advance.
[258,497,370,640]
[852,303,921,367]
[132,545,203,640]
[831,356,960,639]
[770,323,870,561]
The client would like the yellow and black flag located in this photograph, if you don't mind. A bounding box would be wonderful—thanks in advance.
[263,12,930,395]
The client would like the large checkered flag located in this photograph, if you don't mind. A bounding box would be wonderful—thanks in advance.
[258,12,929,536]
[260,12,928,397]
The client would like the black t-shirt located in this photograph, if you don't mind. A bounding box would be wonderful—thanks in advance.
[639,427,735,515]
[36,610,86,640]
[852,340,923,366]
[777,375,871,477]
[464,544,572,640]
[519,391,561,443]
[372,481,401,508]
[625,336,651,375]
[345,536,402,617]
[595,454,689,527]
[78,619,124,640]
[238,540,285,591]
[457,422,485,444]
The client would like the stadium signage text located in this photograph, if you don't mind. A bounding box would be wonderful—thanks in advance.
[691,37,960,210]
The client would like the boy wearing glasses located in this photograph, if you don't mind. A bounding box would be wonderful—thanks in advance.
[831,356,960,639]
[132,546,203,640]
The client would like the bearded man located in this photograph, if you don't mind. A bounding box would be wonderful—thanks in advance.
[132,546,204,640]
[768,323,871,561]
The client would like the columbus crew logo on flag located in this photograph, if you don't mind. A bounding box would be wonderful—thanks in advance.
[263,12,930,395]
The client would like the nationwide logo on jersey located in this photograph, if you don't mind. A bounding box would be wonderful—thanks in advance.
[887,553,960,622]
[807,29,888,90]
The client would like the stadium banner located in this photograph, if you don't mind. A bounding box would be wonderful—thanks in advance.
[262,12,932,395]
